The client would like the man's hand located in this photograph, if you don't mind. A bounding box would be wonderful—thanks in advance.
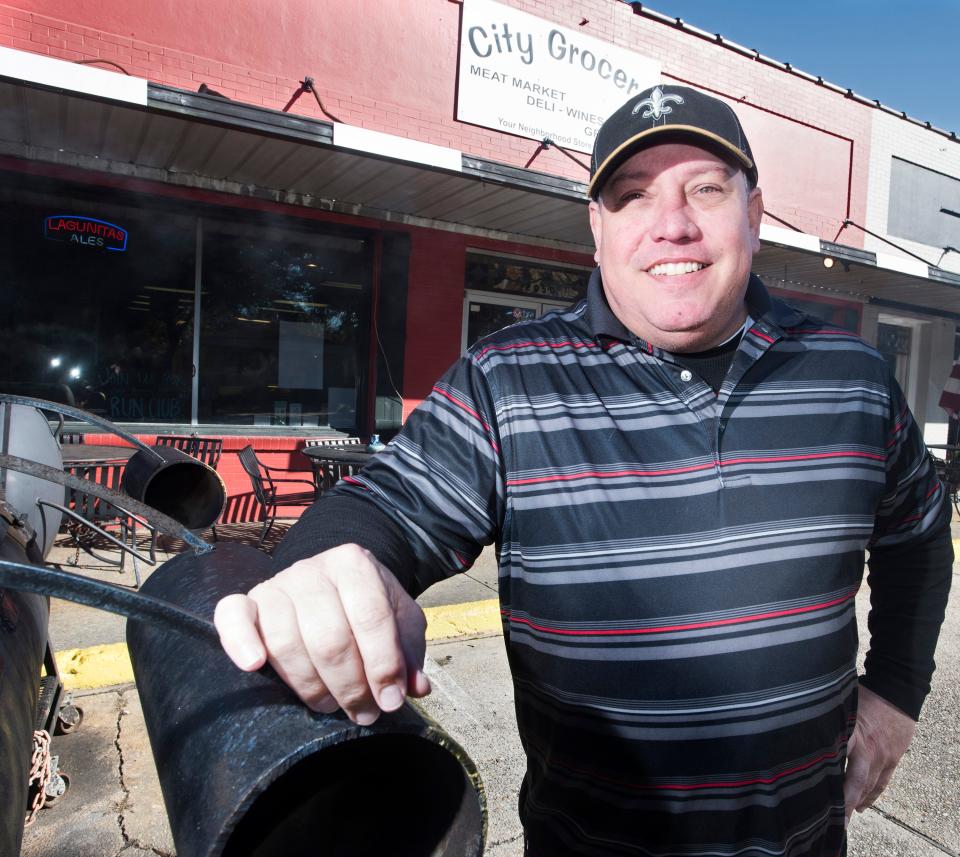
[844,684,916,824]
[213,543,431,725]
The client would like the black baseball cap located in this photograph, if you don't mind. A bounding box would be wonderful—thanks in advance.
[589,84,757,199]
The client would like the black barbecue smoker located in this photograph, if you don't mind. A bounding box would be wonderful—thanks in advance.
[0,394,486,857]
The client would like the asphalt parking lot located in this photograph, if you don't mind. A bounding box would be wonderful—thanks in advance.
[16,524,960,857]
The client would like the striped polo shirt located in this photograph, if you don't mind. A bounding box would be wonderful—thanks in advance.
[330,270,948,857]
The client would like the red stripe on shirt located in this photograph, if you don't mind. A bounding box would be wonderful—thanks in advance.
[642,747,844,792]
[476,339,593,359]
[785,328,859,337]
[524,733,848,793]
[432,385,500,454]
[507,451,883,486]
[503,589,857,638]
[508,461,715,486]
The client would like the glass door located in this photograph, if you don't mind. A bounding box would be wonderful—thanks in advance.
[877,321,913,392]
[462,292,568,352]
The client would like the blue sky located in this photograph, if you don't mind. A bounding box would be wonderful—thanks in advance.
[635,1,960,134]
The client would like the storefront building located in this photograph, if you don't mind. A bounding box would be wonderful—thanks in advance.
[1,0,958,514]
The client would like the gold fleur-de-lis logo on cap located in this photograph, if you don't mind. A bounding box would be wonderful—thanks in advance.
[632,86,684,120]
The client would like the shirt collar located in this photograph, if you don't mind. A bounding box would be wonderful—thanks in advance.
[585,267,633,341]
[584,267,806,345]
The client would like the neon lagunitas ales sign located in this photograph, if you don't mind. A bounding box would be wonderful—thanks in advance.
[44,215,128,252]
[457,0,660,153]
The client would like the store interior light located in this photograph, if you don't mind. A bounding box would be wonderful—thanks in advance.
[323,281,363,291]
[822,256,835,269]
[274,299,327,308]
[271,306,314,314]
[146,286,205,295]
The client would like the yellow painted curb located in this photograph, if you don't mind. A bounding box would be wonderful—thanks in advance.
[52,642,134,691]
[423,598,502,641]
[50,598,504,691]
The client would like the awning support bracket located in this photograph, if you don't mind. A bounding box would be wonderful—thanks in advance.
[524,138,590,173]
[834,219,936,268]
[282,76,342,123]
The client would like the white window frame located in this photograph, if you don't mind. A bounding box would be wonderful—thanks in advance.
[876,313,927,413]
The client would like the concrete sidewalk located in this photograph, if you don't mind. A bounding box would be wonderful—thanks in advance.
[18,524,960,857]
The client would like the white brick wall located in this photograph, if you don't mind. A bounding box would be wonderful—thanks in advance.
[865,111,960,275]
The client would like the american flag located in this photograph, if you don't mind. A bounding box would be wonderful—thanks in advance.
[939,360,960,418]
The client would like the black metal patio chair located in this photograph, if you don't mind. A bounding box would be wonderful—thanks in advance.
[155,434,223,468]
[238,444,319,548]
[55,460,156,588]
[929,448,960,518]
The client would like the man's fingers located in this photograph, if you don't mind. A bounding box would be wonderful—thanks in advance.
[294,586,385,724]
[214,545,432,724]
[336,565,413,716]
[396,595,431,698]
[214,594,267,672]
[407,667,432,698]
[250,583,336,713]
[858,766,894,813]
[844,687,917,819]
[843,730,873,823]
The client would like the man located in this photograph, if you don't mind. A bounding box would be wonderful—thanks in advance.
[216,86,953,856]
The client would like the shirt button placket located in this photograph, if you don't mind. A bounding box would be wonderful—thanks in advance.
[714,416,734,486]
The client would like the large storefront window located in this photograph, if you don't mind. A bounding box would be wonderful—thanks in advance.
[0,182,195,421]
[0,173,379,435]
[199,221,372,430]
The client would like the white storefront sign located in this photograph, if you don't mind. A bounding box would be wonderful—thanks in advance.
[457,0,660,154]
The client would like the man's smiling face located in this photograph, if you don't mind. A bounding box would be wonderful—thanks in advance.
[589,142,764,353]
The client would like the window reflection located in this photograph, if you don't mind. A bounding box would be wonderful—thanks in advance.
[777,294,861,334]
[0,180,194,421]
[465,250,590,302]
[0,176,374,433]
[198,221,371,431]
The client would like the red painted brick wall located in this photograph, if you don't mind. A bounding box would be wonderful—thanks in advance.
[401,227,595,418]
[1,0,872,242]
[403,229,469,417]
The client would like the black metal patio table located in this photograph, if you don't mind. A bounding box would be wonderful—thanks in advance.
[60,444,136,467]
[927,444,960,517]
[300,445,376,492]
